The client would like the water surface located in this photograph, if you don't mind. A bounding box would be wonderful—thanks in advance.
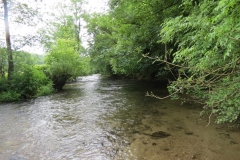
[0,74,239,160]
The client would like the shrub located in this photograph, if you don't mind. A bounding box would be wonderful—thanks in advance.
[10,65,53,98]
[0,77,8,91]
[0,91,21,102]
[37,82,55,96]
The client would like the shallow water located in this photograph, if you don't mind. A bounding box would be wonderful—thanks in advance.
[0,74,239,160]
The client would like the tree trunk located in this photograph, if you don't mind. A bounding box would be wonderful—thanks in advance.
[52,74,71,91]
[3,0,14,81]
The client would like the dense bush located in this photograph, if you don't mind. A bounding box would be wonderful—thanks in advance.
[160,0,240,123]
[0,91,21,102]
[37,82,54,96]
[0,65,54,102]
[0,77,8,91]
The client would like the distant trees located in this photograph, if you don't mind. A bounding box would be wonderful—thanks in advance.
[39,0,90,90]
[0,50,53,102]
[0,0,53,101]
[1,0,41,80]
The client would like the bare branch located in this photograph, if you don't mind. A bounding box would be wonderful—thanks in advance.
[225,34,240,42]
[145,89,181,100]
[205,112,213,128]
[143,54,190,69]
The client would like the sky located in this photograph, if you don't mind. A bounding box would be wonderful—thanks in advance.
[0,0,109,54]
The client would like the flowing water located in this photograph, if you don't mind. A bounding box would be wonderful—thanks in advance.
[0,74,240,160]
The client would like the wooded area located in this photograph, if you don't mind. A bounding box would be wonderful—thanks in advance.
[0,0,239,124]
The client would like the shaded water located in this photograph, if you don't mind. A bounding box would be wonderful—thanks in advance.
[0,74,240,160]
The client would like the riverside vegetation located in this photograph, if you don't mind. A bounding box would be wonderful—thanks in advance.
[1,0,240,124]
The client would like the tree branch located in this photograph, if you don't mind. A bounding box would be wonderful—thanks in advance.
[145,89,181,100]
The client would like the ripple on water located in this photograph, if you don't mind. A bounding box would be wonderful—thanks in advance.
[1,74,240,160]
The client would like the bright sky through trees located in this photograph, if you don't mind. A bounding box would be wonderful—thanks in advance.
[0,0,108,54]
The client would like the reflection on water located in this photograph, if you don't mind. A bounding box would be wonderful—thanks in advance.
[0,74,240,160]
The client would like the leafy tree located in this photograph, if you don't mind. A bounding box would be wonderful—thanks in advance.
[158,0,240,123]
[45,39,85,90]
[13,50,35,72]
[87,0,240,123]
[86,0,181,78]
[1,0,41,80]
[31,54,45,65]
[39,0,85,53]
[85,13,116,75]
[0,50,53,102]
[39,0,90,90]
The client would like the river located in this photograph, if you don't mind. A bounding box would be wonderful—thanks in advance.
[0,74,240,160]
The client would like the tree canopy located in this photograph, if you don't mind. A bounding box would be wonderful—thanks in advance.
[86,0,181,78]
[39,0,90,90]
[86,0,240,123]
[159,0,240,123]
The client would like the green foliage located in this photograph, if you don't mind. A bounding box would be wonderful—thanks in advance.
[160,0,240,123]
[0,1,54,102]
[0,46,55,102]
[37,82,55,96]
[10,65,52,98]
[31,54,45,65]
[0,77,8,91]
[45,38,89,90]
[0,48,7,78]
[39,0,84,52]
[0,91,21,102]
[39,1,90,90]
[13,51,36,72]
[77,56,91,76]
[45,39,80,77]
[86,0,181,78]
[0,64,53,102]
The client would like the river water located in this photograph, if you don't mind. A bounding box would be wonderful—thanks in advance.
[0,74,240,160]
